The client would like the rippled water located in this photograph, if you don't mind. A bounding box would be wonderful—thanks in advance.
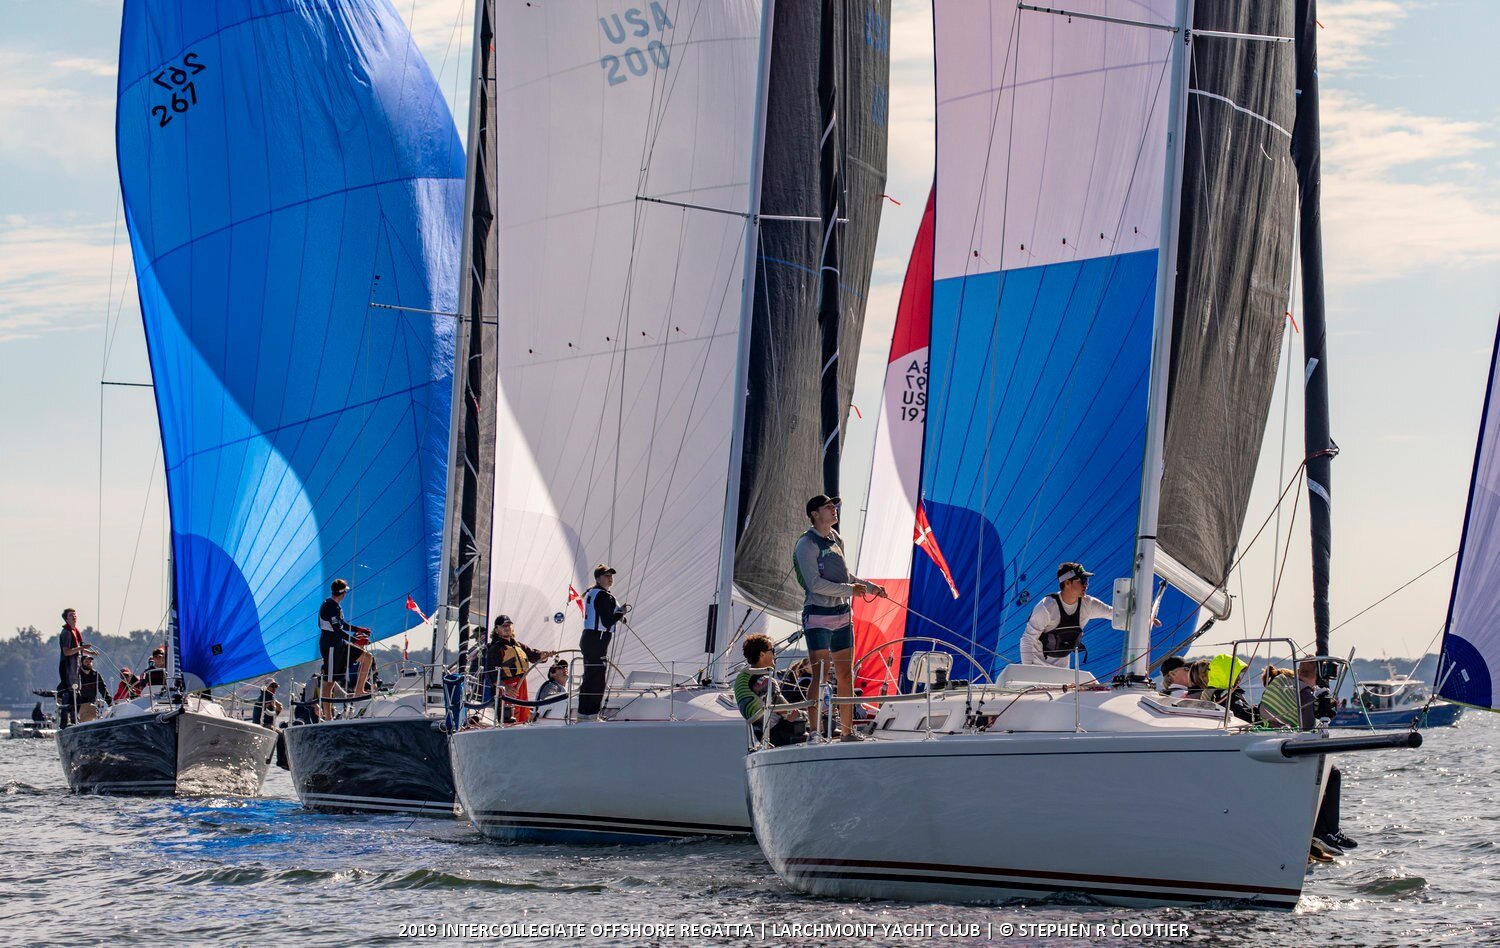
[3,715,1498,946]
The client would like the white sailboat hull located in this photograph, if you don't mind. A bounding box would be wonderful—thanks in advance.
[746,727,1324,909]
[452,702,752,842]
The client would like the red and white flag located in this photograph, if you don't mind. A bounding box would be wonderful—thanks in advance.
[404,595,428,622]
[567,584,584,616]
[914,501,960,599]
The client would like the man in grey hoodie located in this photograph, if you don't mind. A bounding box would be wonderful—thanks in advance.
[793,494,885,740]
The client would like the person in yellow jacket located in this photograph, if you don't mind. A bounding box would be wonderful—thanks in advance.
[1181,654,1257,723]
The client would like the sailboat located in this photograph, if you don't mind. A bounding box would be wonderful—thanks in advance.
[1435,317,1500,717]
[60,0,461,798]
[746,0,1417,907]
[276,1,475,819]
[448,0,890,842]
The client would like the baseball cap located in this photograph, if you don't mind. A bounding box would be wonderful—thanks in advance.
[331,578,351,594]
[805,494,841,517]
[593,564,616,578]
[1160,656,1188,676]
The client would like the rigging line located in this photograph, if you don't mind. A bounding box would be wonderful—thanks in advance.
[623,205,692,590]
[620,237,746,646]
[1255,468,1303,643]
[113,445,163,641]
[924,7,1020,480]
[1329,551,1458,636]
[964,8,1025,651]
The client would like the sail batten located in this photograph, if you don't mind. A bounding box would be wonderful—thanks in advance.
[118,0,462,688]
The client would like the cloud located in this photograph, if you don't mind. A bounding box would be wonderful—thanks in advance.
[0,216,135,342]
[1320,90,1500,282]
[1318,0,1407,74]
[50,57,117,78]
[0,47,118,181]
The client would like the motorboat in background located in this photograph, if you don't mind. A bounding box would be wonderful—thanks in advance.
[1332,671,1464,729]
[84,0,463,798]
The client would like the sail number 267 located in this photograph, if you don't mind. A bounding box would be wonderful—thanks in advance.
[598,4,674,87]
[149,52,207,129]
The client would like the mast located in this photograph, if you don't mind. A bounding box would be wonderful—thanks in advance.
[1125,0,1195,680]
[1292,0,1334,658]
[711,0,778,678]
[816,0,843,495]
[438,0,496,672]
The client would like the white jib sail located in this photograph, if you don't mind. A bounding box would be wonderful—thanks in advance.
[487,1,765,670]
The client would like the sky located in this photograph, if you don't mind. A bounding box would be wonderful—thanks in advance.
[1,1,1496,664]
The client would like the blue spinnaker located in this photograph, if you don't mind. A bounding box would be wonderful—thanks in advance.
[118,0,461,687]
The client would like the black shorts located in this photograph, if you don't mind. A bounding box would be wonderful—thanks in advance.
[321,643,363,679]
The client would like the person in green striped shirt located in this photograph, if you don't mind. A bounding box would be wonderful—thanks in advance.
[733,633,805,747]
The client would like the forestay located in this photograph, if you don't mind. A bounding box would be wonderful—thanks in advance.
[1439,319,1500,711]
[486,2,765,668]
[916,0,1197,679]
[117,0,462,687]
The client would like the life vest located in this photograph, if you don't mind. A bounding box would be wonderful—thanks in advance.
[1206,654,1247,690]
[1040,593,1084,658]
[496,641,532,681]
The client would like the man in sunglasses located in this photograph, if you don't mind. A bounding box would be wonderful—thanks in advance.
[1020,562,1115,667]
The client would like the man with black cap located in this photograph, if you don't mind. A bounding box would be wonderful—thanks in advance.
[578,564,629,721]
[794,494,884,739]
[1020,562,1117,667]
[318,578,372,719]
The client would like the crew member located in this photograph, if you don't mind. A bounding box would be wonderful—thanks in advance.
[253,679,283,728]
[1021,563,1115,668]
[75,654,113,722]
[533,659,571,720]
[734,633,805,747]
[318,578,372,719]
[793,494,884,740]
[1299,660,1357,854]
[485,615,556,723]
[140,646,169,692]
[57,608,89,728]
[113,666,140,703]
[579,565,629,721]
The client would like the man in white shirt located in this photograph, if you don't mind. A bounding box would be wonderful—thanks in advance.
[1020,562,1114,667]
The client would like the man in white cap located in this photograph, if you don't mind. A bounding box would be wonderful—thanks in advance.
[1020,562,1115,668]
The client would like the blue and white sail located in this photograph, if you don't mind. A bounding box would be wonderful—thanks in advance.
[1439,319,1500,711]
[913,1,1190,679]
[118,0,462,687]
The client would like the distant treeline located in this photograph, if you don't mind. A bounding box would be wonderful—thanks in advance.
[1,622,1440,709]
[0,625,414,709]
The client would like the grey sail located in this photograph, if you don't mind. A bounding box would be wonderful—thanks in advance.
[1157,0,1299,604]
[734,0,890,617]
[443,0,500,649]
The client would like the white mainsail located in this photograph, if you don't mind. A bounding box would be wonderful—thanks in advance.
[486,2,765,668]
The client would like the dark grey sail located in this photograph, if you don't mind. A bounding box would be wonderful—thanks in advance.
[734,0,890,616]
[443,0,499,650]
[1157,0,1298,608]
[1292,0,1336,657]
